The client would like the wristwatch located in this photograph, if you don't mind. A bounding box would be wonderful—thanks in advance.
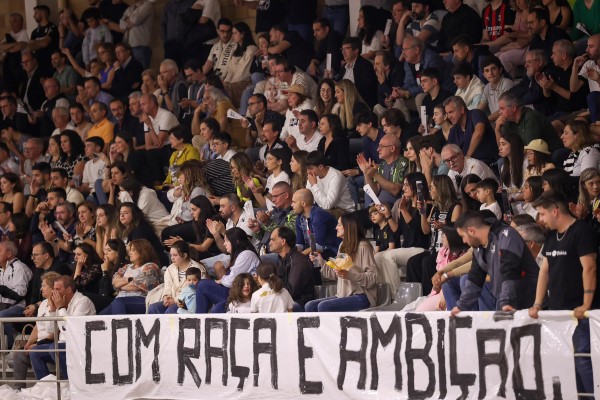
[442,272,449,280]
[53,238,59,244]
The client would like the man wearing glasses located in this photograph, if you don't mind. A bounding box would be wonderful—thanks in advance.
[441,144,497,192]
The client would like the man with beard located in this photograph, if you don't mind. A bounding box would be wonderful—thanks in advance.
[571,33,600,123]
[479,0,515,53]
[507,49,549,114]
[396,0,441,51]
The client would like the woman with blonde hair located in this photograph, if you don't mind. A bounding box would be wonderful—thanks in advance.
[228,152,263,206]
[332,79,369,137]
[572,168,600,221]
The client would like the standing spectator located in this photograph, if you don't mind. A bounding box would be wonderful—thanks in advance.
[234,0,285,35]
[309,18,343,79]
[439,0,482,53]
[119,0,154,69]
[322,0,349,37]
[81,8,113,67]
[51,51,77,97]
[23,5,59,75]
[161,0,195,65]
[530,192,598,397]
[109,42,144,99]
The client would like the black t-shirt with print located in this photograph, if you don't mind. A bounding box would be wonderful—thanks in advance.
[375,223,396,252]
[543,220,600,310]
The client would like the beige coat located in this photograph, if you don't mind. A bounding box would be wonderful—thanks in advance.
[161,260,208,299]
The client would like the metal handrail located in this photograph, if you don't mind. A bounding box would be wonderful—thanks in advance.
[0,316,68,400]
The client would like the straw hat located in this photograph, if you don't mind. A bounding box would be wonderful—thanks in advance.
[524,139,550,155]
[287,84,307,96]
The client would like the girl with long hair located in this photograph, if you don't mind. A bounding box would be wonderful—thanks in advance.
[542,0,572,30]
[117,202,167,265]
[222,22,257,108]
[73,242,103,295]
[195,227,260,313]
[193,117,220,161]
[498,130,525,206]
[100,239,162,315]
[357,5,383,60]
[460,174,482,211]
[572,168,600,241]
[520,175,544,220]
[226,273,259,313]
[317,114,351,171]
[185,195,220,258]
[332,79,370,136]
[250,262,294,313]
[306,213,378,312]
[252,148,291,207]
[230,152,262,205]
[7,212,32,263]
[405,136,424,173]
[118,178,169,233]
[100,238,128,298]
[290,150,308,192]
[407,175,462,295]
[315,79,336,117]
[95,204,118,259]
[376,172,432,294]
[114,131,154,187]
[56,130,85,180]
[542,168,576,202]
[148,240,208,314]
[46,136,62,168]
[0,172,24,213]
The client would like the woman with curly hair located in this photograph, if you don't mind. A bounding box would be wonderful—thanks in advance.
[0,172,24,213]
[314,79,336,118]
[56,129,86,180]
[100,239,162,315]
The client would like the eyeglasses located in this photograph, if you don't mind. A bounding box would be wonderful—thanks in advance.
[31,253,47,258]
[443,154,460,165]
[271,192,286,199]
[377,144,393,149]
[402,45,417,52]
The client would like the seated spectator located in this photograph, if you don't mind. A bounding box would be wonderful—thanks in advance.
[527,7,570,63]
[50,167,84,206]
[445,96,498,164]
[225,272,258,313]
[117,202,167,265]
[571,0,600,54]
[524,139,555,179]
[50,107,74,138]
[0,240,32,348]
[290,150,308,192]
[221,22,257,108]
[380,107,416,152]
[496,91,564,154]
[306,213,377,312]
[250,262,294,312]
[47,136,62,168]
[40,201,78,264]
[100,239,161,314]
[192,116,219,162]
[73,242,103,300]
[373,50,405,118]
[35,78,70,137]
[292,188,341,259]
[95,204,119,259]
[202,18,235,78]
[30,276,96,380]
[252,148,291,208]
[80,137,106,198]
[203,157,235,198]
[329,36,378,108]
[56,130,86,181]
[148,240,208,314]
[253,120,288,170]
[478,56,515,123]
[82,76,114,116]
[420,134,450,185]
[0,142,18,175]
[541,167,578,203]
[241,93,285,150]
[317,114,351,171]
[198,87,245,147]
[286,110,323,153]
[12,271,62,390]
[25,162,54,218]
[268,56,318,114]
[163,127,200,188]
[459,174,483,211]
[479,0,515,53]
[72,201,97,249]
[70,103,93,140]
[248,181,295,248]
[0,173,24,213]
[419,67,453,132]
[87,101,115,147]
[212,132,236,162]
[441,144,497,192]
[157,59,187,120]
[227,152,263,206]
[451,35,491,83]
[0,95,32,135]
[195,227,260,313]
[314,79,336,118]
[268,24,314,72]
[176,267,204,314]
[519,175,543,219]
[280,84,314,141]
[476,178,502,219]
[562,120,600,176]
[357,5,384,60]
[109,42,144,98]
[332,79,370,138]
[118,178,169,235]
[398,0,441,51]
[571,34,600,123]
[438,0,482,53]
[498,130,526,204]
[306,150,355,215]
[309,18,343,79]
[361,133,408,207]
[573,168,600,229]
[453,62,485,110]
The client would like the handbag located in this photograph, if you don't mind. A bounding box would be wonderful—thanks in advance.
[12,324,35,351]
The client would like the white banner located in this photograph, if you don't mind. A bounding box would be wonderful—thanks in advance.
[589,310,600,399]
[65,311,578,400]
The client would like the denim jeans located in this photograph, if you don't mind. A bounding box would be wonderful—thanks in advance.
[239,72,265,116]
[458,274,496,311]
[573,319,594,395]
[147,301,179,314]
[196,280,230,313]
[0,304,24,348]
[99,296,147,315]
[304,294,369,312]
[94,179,108,205]
[132,46,152,69]
[346,174,365,207]
[201,254,230,275]
[441,276,462,310]
[30,342,67,380]
[587,91,600,123]
[323,5,349,37]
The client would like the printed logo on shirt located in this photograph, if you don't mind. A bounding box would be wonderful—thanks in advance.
[545,250,568,257]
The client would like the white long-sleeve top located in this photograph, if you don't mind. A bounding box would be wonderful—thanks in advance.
[0,258,32,307]
[48,291,96,341]
[221,45,258,83]
[306,167,356,212]
[220,250,260,288]
[280,99,314,140]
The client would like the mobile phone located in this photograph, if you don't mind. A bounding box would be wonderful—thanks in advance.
[416,180,426,215]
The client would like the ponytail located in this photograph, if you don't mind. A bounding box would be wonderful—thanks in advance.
[256,262,283,293]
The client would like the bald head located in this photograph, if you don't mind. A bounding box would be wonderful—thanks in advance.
[294,189,313,204]
[588,34,600,61]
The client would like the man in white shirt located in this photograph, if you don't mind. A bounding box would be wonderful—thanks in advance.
[212,132,236,162]
[478,56,514,123]
[50,167,84,206]
[202,18,235,77]
[571,33,600,123]
[285,109,323,153]
[140,93,179,179]
[305,150,355,214]
[441,144,497,192]
[30,275,96,380]
[0,241,33,348]
[81,137,106,198]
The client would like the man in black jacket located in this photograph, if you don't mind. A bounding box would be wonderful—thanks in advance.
[111,42,143,99]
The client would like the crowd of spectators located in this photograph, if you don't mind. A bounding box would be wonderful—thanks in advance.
[0,0,598,394]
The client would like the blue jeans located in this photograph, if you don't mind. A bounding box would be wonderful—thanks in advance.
[304,294,369,312]
[200,254,230,275]
[458,275,496,311]
[147,301,179,314]
[346,174,365,207]
[441,276,463,310]
[239,72,265,116]
[0,304,24,348]
[94,179,108,205]
[323,5,349,37]
[573,319,593,395]
[587,91,600,123]
[99,296,147,315]
[196,280,230,313]
[132,46,152,69]
[30,342,67,379]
